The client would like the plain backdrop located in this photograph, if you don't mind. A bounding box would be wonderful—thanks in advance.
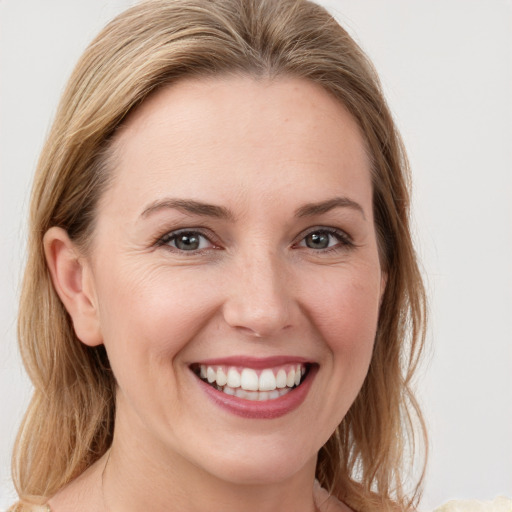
[1,1,511,510]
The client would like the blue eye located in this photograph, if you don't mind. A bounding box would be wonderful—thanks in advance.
[298,229,352,250]
[159,230,213,252]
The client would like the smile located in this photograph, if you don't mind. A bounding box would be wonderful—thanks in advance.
[192,363,308,402]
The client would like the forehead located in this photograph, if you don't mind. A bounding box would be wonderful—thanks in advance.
[102,76,372,219]
[115,75,368,155]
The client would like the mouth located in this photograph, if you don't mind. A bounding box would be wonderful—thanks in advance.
[190,362,312,402]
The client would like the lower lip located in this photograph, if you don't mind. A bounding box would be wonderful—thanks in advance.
[195,366,317,419]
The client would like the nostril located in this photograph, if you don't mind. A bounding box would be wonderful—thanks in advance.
[233,323,292,338]
[237,326,263,337]
[223,301,292,338]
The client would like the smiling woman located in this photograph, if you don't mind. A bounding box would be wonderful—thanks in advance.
[50,76,384,485]
[9,1,427,512]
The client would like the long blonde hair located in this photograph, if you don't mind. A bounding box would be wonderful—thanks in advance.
[12,1,427,510]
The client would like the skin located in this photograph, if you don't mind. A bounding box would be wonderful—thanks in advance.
[44,76,385,512]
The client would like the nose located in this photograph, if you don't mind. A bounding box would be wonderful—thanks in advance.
[222,249,293,338]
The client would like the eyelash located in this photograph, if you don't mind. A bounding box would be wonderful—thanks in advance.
[156,228,218,253]
[155,226,354,254]
[294,227,354,253]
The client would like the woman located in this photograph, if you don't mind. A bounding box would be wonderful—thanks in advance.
[10,0,427,511]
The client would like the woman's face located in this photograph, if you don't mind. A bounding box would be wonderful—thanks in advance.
[80,77,385,484]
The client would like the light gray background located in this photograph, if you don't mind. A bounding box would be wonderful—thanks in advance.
[1,1,511,510]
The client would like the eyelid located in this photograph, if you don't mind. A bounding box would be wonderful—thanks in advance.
[293,226,355,250]
[153,225,355,254]
[155,227,220,252]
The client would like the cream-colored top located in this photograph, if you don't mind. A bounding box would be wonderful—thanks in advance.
[12,495,512,511]
[432,497,512,512]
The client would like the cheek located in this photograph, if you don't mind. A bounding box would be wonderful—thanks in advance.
[293,264,382,441]
[93,264,220,379]
[304,265,382,371]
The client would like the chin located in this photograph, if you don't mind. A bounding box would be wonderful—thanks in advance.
[192,438,318,486]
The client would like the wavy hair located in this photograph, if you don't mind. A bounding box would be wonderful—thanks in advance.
[11,1,427,510]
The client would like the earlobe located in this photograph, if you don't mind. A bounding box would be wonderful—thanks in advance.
[43,227,103,347]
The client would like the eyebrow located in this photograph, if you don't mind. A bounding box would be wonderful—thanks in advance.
[295,197,366,220]
[140,195,366,221]
[140,198,235,220]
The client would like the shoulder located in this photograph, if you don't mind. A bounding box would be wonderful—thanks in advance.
[313,481,355,512]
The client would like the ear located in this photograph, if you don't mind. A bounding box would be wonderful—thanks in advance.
[43,227,103,347]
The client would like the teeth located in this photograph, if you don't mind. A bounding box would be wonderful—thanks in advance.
[216,368,227,387]
[240,368,259,391]
[276,369,287,388]
[235,388,247,399]
[286,368,296,388]
[207,367,216,383]
[227,367,241,388]
[294,365,301,386]
[231,387,292,400]
[197,363,308,399]
[269,389,280,399]
[245,390,259,401]
[259,369,276,391]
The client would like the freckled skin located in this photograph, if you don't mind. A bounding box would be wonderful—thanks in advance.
[55,77,383,512]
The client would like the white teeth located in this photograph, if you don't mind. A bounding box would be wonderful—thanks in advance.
[207,367,216,383]
[216,368,227,387]
[286,368,296,388]
[227,367,241,388]
[240,368,259,391]
[259,369,277,391]
[235,388,248,399]
[294,365,301,386]
[222,385,292,400]
[197,363,308,399]
[276,369,287,388]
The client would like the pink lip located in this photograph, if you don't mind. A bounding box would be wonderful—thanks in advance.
[194,364,317,420]
[193,355,311,369]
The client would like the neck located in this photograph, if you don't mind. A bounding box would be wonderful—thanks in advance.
[103,413,318,512]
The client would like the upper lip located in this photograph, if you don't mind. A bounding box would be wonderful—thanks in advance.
[191,355,312,369]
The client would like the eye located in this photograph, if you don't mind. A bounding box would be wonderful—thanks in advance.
[158,230,215,252]
[297,228,353,251]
